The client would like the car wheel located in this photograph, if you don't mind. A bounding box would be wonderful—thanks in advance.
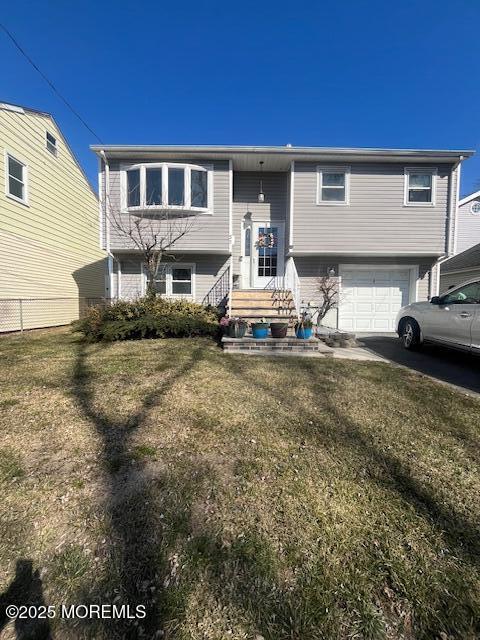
[401,318,421,350]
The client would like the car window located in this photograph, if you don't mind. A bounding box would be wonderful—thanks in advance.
[442,282,480,305]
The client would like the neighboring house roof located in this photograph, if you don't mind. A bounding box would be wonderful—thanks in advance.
[91,144,474,171]
[0,100,97,197]
[458,189,480,206]
[441,241,480,273]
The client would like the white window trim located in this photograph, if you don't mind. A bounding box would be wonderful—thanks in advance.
[316,165,350,206]
[120,163,213,214]
[144,262,196,299]
[4,151,29,206]
[46,130,58,156]
[404,167,437,207]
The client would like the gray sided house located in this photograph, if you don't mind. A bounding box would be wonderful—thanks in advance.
[454,189,480,255]
[92,145,473,332]
[440,243,480,292]
[439,190,480,293]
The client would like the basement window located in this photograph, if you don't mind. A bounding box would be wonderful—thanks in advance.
[152,264,194,297]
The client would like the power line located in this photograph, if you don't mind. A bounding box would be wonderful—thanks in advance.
[0,22,103,143]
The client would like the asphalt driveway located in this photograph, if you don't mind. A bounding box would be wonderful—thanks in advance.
[356,334,480,397]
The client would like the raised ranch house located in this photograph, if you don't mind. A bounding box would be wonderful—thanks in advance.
[92,145,473,332]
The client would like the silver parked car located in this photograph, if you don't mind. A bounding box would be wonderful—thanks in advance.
[396,278,480,352]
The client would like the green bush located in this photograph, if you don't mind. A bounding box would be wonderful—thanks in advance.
[73,297,220,342]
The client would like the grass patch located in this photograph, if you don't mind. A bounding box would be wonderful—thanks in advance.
[0,447,25,483]
[132,444,157,460]
[0,398,19,409]
[0,327,479,639]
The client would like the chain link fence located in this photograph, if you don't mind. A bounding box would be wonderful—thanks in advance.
[0,298,113,333]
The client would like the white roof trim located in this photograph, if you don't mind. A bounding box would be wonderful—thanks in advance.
[459,189,480,206]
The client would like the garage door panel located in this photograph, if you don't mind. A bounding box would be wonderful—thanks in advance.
[339,267,411,332]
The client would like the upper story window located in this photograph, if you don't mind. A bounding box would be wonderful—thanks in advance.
[122,163,213,213]
[5,153,28,204]
[46,131,57,155]
[317,166,350,205]
[404,168,437,206]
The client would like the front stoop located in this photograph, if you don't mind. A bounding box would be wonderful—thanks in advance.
[222,336,333,357]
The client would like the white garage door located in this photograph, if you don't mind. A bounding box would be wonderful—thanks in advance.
[339,268,411,332]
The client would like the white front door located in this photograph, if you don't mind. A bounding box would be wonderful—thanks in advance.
[339,267,411,332]
[251,223,285,288]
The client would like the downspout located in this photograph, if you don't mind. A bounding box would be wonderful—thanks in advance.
[100,149,117,299]
[228,159,234,316]
[434,156,463,296]
[445,156,463,259]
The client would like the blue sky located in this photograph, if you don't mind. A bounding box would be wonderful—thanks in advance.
[2,0,479,194]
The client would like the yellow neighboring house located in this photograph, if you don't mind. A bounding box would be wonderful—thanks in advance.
[0,102,106,331]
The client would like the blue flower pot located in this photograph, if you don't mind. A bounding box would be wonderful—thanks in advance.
[295,326,313,339]
[252,323,269,339]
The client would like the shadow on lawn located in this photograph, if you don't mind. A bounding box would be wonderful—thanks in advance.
[67,342,480,639]
[220,355,480,636]
[68,342,345,640]
[0,560,52,639]
[70,340,205,639]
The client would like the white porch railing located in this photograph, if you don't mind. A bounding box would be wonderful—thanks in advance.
[285,257,301,316]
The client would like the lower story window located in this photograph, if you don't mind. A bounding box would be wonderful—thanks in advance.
[172,268,192,294]
[152,264,193,297]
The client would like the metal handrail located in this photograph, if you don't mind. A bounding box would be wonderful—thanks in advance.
[202,266,230,308]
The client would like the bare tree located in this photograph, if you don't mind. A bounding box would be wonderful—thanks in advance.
[105,182,199,298]
[315,274,341,324]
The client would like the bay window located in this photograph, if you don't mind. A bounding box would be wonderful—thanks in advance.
[404,168,436,205]
[122,163,212,212]
[146,168,162,205]
[191,169,208,208]
[127,168,140,207]
[168,168,185,206]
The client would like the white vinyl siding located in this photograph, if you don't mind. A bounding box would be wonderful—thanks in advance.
[115,254,229,303]
[107,160,230,253]
[455,198,480,254]
[293,162,451,254]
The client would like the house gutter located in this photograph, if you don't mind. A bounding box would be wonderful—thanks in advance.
[432,156,463,297]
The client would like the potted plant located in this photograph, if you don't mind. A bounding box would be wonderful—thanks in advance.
[251,317,269,339]
[270,321,289,338]
[219,316,230,334]
[295,311,314,339]
[227,317,248,338]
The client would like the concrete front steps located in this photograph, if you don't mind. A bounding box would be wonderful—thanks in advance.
[222,335,332,357]
[229,289,297,324]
